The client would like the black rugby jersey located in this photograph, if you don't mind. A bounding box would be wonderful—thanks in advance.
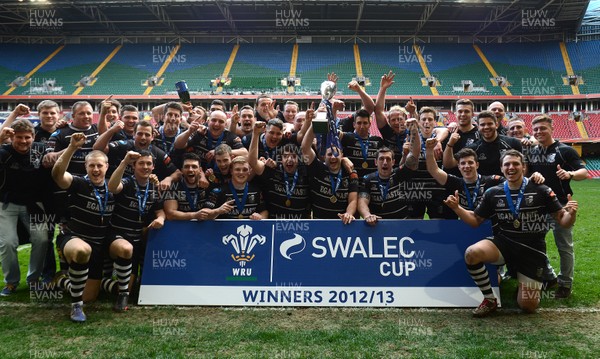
[526,140,585,204]
[110,177,162,241]
[186,130,243,168]
[340,132,383,178]
[107,140,177,180]
[444,174,503,210]
[204,180,265,219]
[0,142,49,205]
[359,166,414,219]
[475,180,562,243]
[258,164,310,219]
[66,176,115,243]
[467,135,522,176]
[46,124,99,176]
[378,124,408,168]
[164,179,207,213]
[307,159,358,219]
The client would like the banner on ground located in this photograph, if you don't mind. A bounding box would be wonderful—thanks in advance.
[139,220,498,307]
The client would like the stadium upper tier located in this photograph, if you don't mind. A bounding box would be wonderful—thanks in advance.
[1,41,599,96]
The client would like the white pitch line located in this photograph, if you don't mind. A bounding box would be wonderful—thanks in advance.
[17,244,32,252]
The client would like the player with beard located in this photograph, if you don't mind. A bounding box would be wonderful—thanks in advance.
[357,119,420,225]
[173,110,247,169]
[444,150,578,317]
[94,120,179,187]
[250,122,310,219]
[407,107,450,219]
[301,106,358,223]
[340,109,383,178]
[526,114,588,298]
[444,110,522,177]
[104,150,165,311]
[163,153,210,221]
[52,134,125,322]
[204,156,267,220]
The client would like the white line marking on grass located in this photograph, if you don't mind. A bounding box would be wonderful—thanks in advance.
[17,244,31,251]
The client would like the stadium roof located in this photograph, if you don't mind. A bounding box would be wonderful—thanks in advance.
[0,0,590,42]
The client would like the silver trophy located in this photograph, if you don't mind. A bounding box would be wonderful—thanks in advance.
[314,80,337,132]
[320,80,337,101]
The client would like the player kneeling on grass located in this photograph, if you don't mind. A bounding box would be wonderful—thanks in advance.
[52,133,127,322]
[443,149,578,317]
[105,150,165,311]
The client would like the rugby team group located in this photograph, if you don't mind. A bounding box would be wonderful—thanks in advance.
[0,72,585,321]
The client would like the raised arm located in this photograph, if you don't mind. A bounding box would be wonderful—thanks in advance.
[228,104,240,135]
[108,151,140,194]
[93,120,124,153]
[348,80,375,115]
[52,132,85,189]
[249,122,266,176]
[425,138,448,185]
[97,95,114,136]
[174,121,200,150]
[443,132,460,169]
[374,71,395,129]
[300,105,316,166]
[403,119,421,171]
[0,104,29,134]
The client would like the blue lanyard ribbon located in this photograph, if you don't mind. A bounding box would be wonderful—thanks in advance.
[504,177,528,220]
[84,175,108,221]
[159,126,180,154]
[182,179,199,211]
[207,131,225,150]
[133,177,150,220]
[229,181,249,216]
[462,175,481,210]
[329,170,343,196]
[354,133,370,162]
[283,169,299,200]
[261,134,276,159]
[376,172,390,203]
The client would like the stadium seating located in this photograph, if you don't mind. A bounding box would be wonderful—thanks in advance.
[359,44,429,96]
[583,112,600,138]
[295,44,356,94]
[426,44,505,97]
[566,40,600,94]
[157,44,233,95]
[584,157,600,178]
[0,41,599,96]
[0,44,58,94]
[479,42,572,96]
[227,44,291,92]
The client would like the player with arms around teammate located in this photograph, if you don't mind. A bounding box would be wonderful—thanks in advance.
[444,150,578,317]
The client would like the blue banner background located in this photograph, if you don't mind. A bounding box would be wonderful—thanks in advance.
[142,219,496,288]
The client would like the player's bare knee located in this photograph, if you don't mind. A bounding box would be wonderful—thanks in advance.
[464,246,480,265]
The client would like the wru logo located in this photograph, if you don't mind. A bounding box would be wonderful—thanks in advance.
[223,225,266,267]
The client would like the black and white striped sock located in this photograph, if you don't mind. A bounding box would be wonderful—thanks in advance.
[114,256,132,294]
[467,263,495,299]
[68,261,88,304]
